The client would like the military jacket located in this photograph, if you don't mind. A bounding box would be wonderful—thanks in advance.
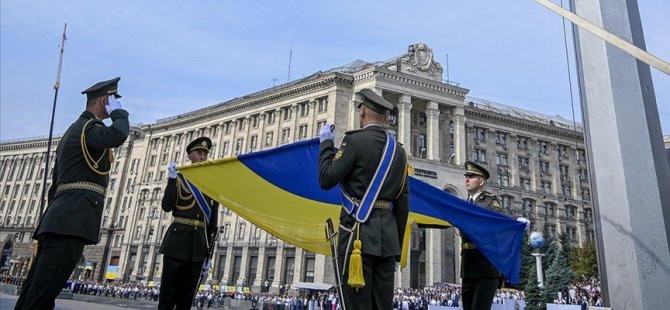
[35,110,130,244]
[461,190,508,279]
[160,173,219,262]
[319,125,410,261]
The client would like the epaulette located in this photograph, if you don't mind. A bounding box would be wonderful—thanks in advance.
[344,128,363,135]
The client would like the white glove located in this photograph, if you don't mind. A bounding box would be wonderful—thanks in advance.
[168,162,177,179]
[516,217,531,230]
[394,262,401,272]
[319,123,334,143]
[105,95,123,114]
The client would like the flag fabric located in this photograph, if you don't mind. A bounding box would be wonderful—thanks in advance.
[180,138,525,283]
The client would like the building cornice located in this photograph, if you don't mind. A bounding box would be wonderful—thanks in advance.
[465,107,583,140]
[353,67,469,100]
[149,73,354,131]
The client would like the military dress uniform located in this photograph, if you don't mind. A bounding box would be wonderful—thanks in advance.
[460,161,508,310]
[319,89,410,310]
[15,77,129,310]
[158,137,219,310]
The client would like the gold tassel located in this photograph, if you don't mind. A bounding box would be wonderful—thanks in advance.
[347,225,365,289]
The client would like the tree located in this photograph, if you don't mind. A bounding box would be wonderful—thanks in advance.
[542,225,558,268]
[571,242,598,281]
[544,234,575,304]
[519,231,535,286]
[523,261,546,310]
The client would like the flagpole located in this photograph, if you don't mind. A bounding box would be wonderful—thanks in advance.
[38,22,67,219]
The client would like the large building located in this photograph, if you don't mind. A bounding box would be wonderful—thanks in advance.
[0,43,594,292]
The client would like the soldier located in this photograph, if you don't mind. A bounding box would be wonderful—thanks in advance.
[319,88,410,310]
[460,161,528,310]
[15,77,130,310]
[158,137,219,310]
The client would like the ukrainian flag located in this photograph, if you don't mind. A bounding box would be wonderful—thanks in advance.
[180,138,525,283]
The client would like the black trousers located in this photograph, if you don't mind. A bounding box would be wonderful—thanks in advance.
[461,277,498,310]
[158,255,203,310]
[338,253,394,310]
[14,233,86,310]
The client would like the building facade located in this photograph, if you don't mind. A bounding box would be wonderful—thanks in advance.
[0,43,593,292]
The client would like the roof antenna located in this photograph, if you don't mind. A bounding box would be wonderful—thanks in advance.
[287,43,293,83]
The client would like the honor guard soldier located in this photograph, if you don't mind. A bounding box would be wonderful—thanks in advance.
[158,137,219,310]
[319,89,410,310]
[460,161,528,310]
[15,77,130,310]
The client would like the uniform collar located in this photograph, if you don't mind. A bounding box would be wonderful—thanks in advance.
[469,190,484,202]
[363,124,385,131]
[81,110,99,120]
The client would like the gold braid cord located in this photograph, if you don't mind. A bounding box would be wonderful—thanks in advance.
[175,176,195,210]
[80,119,114,176]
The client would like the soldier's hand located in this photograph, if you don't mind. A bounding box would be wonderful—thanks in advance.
[105,95,123,114]
[516,217,530,230]
[168,162,178,179]
[319,123,334,143]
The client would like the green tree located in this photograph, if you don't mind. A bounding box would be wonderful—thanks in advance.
[519,231,535,286]
[571,242,598,281]
[523,262,546,310]
[542,225,558,268]
[544,234,575,304]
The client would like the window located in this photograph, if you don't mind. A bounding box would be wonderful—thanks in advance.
[495,153,508,166]
[304,256,315,282]
[474,127,486,142]
[500,195,514,210]
[251,115,259,128]
[134,226,142,240]
[149,155,156,166]
[224,122,231,135]
[281,128,291,143]
[517,136,529,149]
[522,199,534,215]
[578,169,589,182]
[567,205,576,219]
[317,97,328,113]
[222,142,229,156]
[267,111,276,125]
[544,202,555,218]
[249,135,258,151]
[497,174,510,187]
[541,181,552,194]
[248,255,259,285]
[316,120,326,133]
[283,255,295,285]
[299,102,309,117]
[520,177,531,190]
[265,132,274,146]
[558,145,570,158]
[539,160,550,175]
[496,132,508,147]
[282,107,292,121]
[254,227,262,239]
[559,165,570,178]
[237,222,246,239]
[238,119,245,131]
[235,138,243,155]
[418,112,427,125]
[472,148,486,163]
[538,140,549,154]
[298,125,308,139]
[518,156,530,171]
[577,148,587,163]
[561,184,572,197]
[566,227,577,241]
[223,223,231,239]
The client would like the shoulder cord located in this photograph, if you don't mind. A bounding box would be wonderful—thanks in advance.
[394,150,410,200]
[81,119,114,176]
[175,176,195,210]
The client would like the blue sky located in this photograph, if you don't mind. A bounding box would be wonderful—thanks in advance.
[1,1,668,141]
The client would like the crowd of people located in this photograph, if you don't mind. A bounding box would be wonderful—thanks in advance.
[550,277,603,307]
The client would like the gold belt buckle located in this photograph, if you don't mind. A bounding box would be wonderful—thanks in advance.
[193,219,201,227]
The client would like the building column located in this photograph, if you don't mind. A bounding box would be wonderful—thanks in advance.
[426,101,440,161]
[452,107,466,165]
[272,246,285,291]
[254,246,267,290]
[572,0,670,307]
[398,94,412,156]
[425,229,442,285]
